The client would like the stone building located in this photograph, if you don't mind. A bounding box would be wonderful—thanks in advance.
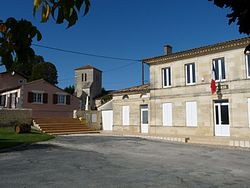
[75,65,102,110]
[111,37,250,139]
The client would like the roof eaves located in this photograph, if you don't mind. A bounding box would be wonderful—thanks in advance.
[143,37,250,64]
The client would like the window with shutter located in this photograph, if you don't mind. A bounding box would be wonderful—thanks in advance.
[162,103,172,126]
[122,106,130,126]
[66,95,70,105]
[43,93,48,104]
[186,101,197,127]
[53,94,58,104]
[28,92,33,103]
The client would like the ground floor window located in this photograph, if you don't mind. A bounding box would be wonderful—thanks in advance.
[162,103,172,126]
[186,101,197,127]
[28,92,48,104]
[122,106,130,126]
[0,95,6,107]
[57,94,66,104]
[248,99,250,127]
[33,92,43,103]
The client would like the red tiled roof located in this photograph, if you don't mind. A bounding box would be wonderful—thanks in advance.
[112,84,150,95]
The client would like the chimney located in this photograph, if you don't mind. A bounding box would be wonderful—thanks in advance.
[164,45,172,55]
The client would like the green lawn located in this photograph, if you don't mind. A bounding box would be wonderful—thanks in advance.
[0,127,55,150]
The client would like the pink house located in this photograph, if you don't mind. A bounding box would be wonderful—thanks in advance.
[0,72,80,118]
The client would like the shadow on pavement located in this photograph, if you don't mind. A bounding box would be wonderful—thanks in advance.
[0,142,62,153]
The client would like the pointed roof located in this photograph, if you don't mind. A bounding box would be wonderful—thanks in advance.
[75,65,102,72]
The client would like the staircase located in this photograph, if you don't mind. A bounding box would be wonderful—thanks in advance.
[33,118,100,135]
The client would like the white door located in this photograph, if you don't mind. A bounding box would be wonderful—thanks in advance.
[141,105,148,133]
[102,110,113,131]
[214,102,230,136]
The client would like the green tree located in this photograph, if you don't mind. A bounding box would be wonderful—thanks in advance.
[64,85,75,94]
[33,0,91,28]
[30,61,58,85]
[0,18,42,77]
[209,0,250,51]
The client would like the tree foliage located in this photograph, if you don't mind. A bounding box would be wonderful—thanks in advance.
[0,18,42,76]
[30,61,58,85]
[33,0,91,28]
[64,85,75,94]
[209,0,250,35]
[209,0,250,51]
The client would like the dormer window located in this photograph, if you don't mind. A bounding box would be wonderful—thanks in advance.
[122,95,129,99]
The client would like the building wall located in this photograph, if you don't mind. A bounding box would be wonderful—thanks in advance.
[75,68,102,109]
[23,80,80,118]
[149,47,250,138]
[113,93,150,133]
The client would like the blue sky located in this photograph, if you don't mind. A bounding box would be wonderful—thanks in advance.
[0,0,247,90]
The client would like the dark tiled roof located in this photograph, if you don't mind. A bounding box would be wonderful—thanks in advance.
[75,65,102,72]
[112,84,150,95]
[0,71,27,79]
[143,37,250,64]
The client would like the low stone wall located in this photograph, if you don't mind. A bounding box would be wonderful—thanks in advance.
[0,109,32,127]
[76,110,101,130]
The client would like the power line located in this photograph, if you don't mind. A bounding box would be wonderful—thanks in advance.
[57,61,138,82]
[32,43,141,62]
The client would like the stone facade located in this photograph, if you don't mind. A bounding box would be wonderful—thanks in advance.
[112,37,250,139]
[0,109,32,127]
[113,93,150,133]
[75,65,102,110]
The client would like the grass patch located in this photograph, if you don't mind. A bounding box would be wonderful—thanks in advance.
[0,127,55,150]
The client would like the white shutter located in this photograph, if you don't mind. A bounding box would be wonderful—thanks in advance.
[186,101,197,127]
[162,103,172,126]
[248,99,250,127]
[122,106,130,126]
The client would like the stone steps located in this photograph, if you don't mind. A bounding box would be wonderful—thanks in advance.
[34,118,99,135]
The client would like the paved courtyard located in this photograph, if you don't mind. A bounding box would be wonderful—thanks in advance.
[1,135,250,187]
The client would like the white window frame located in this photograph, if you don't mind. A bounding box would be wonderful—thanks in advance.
[33,92,43,104]
[162,103,172,126]
[185,63,196,85]
[122,106,130,126]
[186,101,197,127]
[162,67,171,88]
[213,58,226,82]
[246,53,250,78]
[57,94,66,105]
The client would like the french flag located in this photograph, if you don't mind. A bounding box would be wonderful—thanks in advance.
[210,63,216,94]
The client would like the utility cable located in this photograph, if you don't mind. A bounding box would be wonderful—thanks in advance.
[32,43,141,62]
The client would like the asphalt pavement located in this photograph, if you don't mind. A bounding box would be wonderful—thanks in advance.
[1,135,250,188]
